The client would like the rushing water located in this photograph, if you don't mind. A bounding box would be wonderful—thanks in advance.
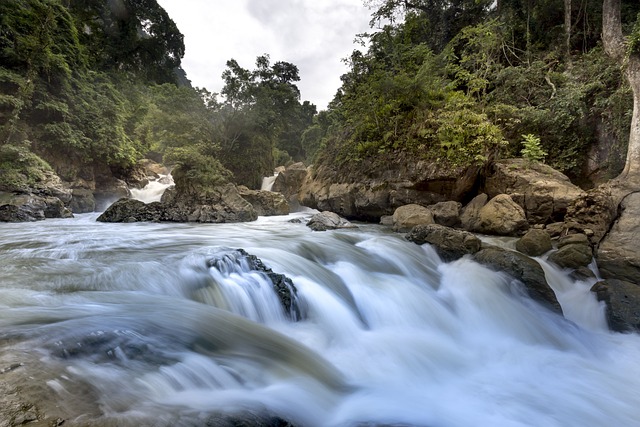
[1,212,640,426]
[130,174,175,203]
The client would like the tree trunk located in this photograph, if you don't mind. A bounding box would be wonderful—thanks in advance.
[565,0,572,64]
[602,0,640,181]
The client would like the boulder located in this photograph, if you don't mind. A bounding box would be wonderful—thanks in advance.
[459,193,488,231]
[591,280,640,332]
[406,224,481,262]
[484,159,586,224]
[98,184,258,224]
[306,211,356,231]
[564,186,618,244]
[474,194,529,236]
[597,192,640,282]
[237,186,289,216]
[297,155,480,221]
[547,243,593,269]
[0,193,71,222]
[96,198,164,222]
[474,246,562,314]
[392,204,435,232]
[428,200,461,227]
[515,229,552,257]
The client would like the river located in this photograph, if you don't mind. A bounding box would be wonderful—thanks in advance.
[1,212,640,426]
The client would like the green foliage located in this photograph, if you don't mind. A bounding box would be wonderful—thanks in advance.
[520,134,547,162]
[0,143,53,190]
[164,145,231,193]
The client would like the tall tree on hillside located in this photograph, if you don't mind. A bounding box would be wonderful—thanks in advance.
[602,0,640,180]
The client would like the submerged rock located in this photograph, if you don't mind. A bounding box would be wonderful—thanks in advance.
[406,224,481,262]
[474,246,562,314]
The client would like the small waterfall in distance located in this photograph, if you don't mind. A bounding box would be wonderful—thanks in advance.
[261,172,278,191]
[130,174,174,203]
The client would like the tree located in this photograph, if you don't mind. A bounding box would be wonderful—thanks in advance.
[602,0,640,180]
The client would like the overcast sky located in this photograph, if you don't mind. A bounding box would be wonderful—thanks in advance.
[157,0,373,110]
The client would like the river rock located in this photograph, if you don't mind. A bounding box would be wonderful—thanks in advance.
[392,204,435,232]
[547,243,593,269]
[306,211,356,231]
[515,229,552,257]
[474,246,562,314]
[460,193,488,231]
[96,198,164,222]
[428,200,461,227]
[474,194,529,236]
[406,224,481,261]
[237,186,289,216]
[69,188,96,213]
[484,159,586,224]
[597,192,640,282]
[591,280,640,332]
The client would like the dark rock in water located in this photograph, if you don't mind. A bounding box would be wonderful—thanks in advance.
[591,280,640,332]
[237,186,289,216]
[206,249,301,320]
[0,193,72,222]
[96,198,164,222]
[474,246,562,314]
[571,266,596,281]
[98,184,258,223]
[307,211,357,231]
[205,412,296,427]
[515,229,552,257]
[406,224,481,262]
[547,243,593,269]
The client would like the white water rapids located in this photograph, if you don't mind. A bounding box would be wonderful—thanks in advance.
[1,212,640,426]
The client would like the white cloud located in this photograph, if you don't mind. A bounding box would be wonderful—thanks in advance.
[157,0,371,109]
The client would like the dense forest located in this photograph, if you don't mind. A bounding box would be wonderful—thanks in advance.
[1,0,640,195]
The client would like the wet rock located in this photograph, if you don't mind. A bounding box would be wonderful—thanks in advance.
[428,200,462,227]
[306,211,356,231]
[205,249,301,320]
[515,229,552,257]
[474,246,562,314]
[475,194,529,236]
[547,243,593,270]
[591,280,640,332]
[96,198,164,222]
[392,204,434,232]
[0,193,71,221]
[406,224,481,262]
[238,186,289,216]
[205,412,296,427]
[484,159,586,224]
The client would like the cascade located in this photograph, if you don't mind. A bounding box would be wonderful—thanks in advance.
[0,213,639,426]
[261,173,278,191]
[130,174,174,203]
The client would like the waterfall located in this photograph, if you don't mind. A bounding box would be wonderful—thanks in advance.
[130,174,174,203]
[261,173,278,191]
[1,213,639,426]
